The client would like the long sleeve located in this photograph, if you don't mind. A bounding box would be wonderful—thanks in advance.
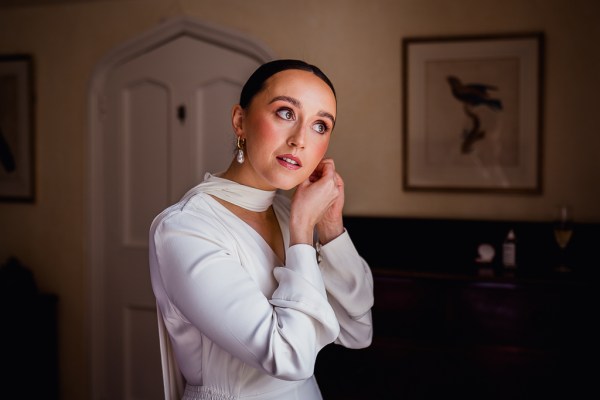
[150,207,340,382]
[318,229,374,348]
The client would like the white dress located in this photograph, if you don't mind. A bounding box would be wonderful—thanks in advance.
[149,173,374,400]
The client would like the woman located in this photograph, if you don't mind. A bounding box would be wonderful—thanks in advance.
[149,59,374,400]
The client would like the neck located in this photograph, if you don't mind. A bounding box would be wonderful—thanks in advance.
[220,160,276,191]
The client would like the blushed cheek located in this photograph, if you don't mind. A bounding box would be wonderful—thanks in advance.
[304,139,330,173]
[253,119,279,143]
[314,139,330,159]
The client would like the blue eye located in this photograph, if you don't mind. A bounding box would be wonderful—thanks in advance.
[313,121,329,134]
[276,108,294,121]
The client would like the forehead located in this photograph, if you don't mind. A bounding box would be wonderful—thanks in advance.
[260,69,337,113]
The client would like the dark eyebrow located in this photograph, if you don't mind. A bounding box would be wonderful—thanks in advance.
[269,95,336,126]
[269,95,300,107]
[318,110,336,127]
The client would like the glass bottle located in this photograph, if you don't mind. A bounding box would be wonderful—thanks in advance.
[502,229,517,270]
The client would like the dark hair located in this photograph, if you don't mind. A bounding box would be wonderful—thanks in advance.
[239,59,336,109]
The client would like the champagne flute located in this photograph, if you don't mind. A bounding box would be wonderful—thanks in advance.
[553,204,573,272]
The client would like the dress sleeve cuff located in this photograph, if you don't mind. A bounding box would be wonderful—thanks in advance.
[281,243,327,296]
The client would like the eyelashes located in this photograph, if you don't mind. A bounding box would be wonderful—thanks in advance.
[275,107,331,134]
[276,108,294,121]
[313,121,328,134]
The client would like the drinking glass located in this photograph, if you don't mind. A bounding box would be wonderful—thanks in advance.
[553,204,574,272]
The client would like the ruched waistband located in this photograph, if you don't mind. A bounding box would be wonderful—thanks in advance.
[182,385,237,400]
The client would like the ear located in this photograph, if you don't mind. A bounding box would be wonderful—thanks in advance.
[231,105,244,136]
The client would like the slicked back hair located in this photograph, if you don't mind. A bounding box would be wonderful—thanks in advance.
[239,59,336,109]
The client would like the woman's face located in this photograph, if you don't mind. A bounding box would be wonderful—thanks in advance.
[232,69,337,191]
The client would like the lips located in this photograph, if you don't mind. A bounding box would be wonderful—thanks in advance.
[276,154,302,170]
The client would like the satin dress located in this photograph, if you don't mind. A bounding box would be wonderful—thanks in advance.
[149,174,374,399]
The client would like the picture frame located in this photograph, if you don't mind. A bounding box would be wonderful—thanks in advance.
[402,33,544,193]
[0,54,35,202]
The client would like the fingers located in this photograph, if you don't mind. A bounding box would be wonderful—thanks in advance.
[334,171,344,189]
[302,158,343,200]
[292,158,345,236]
[310,158,335,180]
[319,158,335,173]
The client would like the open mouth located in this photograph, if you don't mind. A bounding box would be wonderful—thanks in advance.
[276,155,302,169]
[281,157,299,166]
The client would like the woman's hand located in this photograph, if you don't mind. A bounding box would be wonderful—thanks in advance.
[289,158,345,246]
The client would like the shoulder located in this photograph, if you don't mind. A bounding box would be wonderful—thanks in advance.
[150,191,228,239]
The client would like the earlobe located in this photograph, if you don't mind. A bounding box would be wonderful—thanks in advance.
[231,105,244,134]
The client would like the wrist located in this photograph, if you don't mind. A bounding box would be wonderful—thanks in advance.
[289,215,315,246]
[316,223,344,245]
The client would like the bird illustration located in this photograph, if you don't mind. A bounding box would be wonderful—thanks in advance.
[446,75,503,153]
[447,76,503,111]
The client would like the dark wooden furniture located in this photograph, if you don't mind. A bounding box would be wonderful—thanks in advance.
[316,269,594,399]
[315,217,597,399]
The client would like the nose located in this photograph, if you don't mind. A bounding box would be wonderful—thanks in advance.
[287,125,306,149]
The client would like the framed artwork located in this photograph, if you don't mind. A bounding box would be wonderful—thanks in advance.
[402,33,544,193]
[0,54,35,202]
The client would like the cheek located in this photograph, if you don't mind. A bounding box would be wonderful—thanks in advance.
[303,137,330,170]
[313,137,330,158]
[250,118,280,146]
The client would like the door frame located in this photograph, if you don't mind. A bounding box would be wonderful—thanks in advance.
[87,16,274,398]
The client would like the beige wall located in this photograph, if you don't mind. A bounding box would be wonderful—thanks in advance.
[0,0,598,398]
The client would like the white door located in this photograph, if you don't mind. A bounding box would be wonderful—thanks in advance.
[92,22,272,399]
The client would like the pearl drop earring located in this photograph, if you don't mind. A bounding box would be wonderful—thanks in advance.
[236,137,245,164]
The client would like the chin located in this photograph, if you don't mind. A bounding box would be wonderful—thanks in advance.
[274,175,304,191]
[266,168,310,191]
[276,181,298,191]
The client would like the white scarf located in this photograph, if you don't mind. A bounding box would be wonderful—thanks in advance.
[185,172,277,212]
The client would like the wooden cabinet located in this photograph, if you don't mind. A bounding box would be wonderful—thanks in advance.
[315,269,594,400]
